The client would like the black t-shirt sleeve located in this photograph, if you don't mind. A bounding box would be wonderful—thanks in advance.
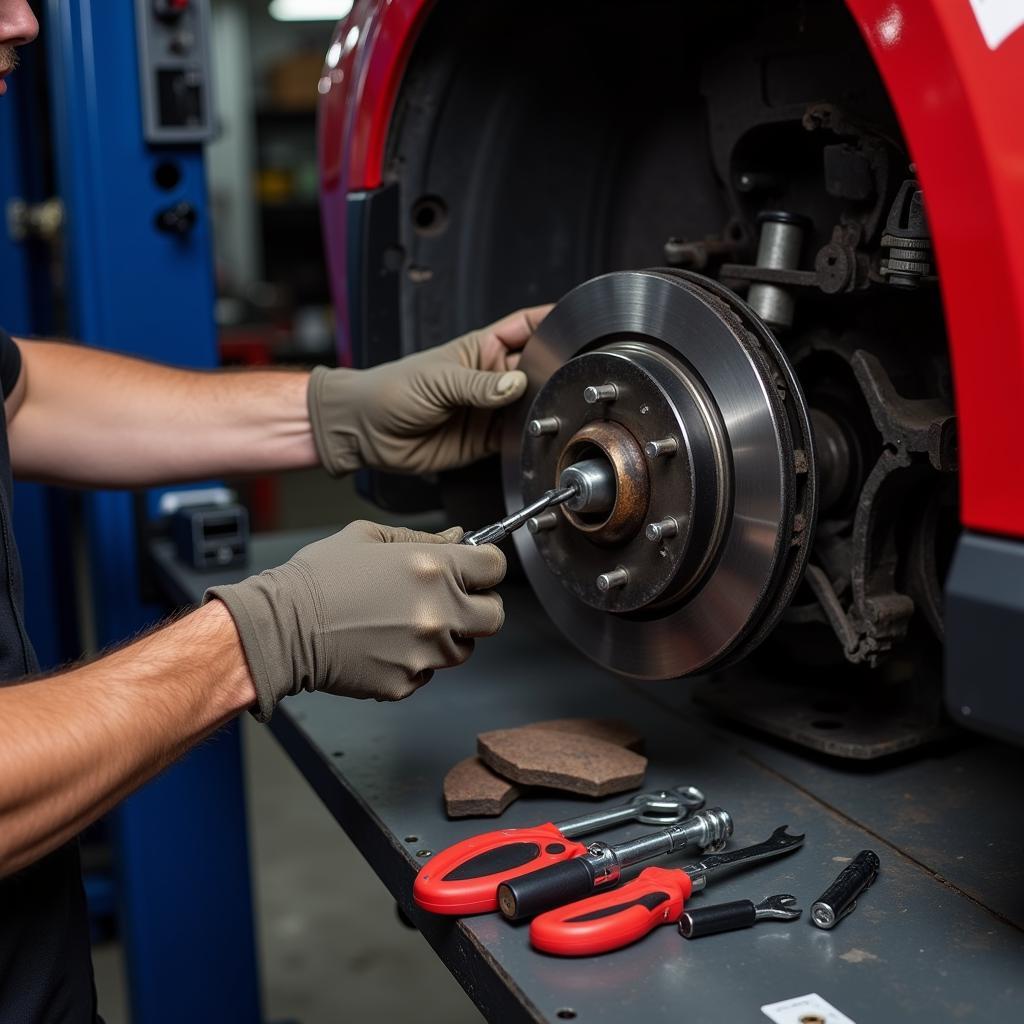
[0,329,22,401]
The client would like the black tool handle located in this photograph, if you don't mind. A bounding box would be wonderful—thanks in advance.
[678,899,757,939]
[497,858,596,921]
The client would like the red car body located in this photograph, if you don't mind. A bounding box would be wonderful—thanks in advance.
[318,0,1024,541]
[317,1,1024,744]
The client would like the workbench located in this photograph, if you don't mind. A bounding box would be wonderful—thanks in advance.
[151,529,1024,1024]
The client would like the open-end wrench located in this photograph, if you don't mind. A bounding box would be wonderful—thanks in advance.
[413,784,706,915]
[679,892,802,939]
[528,825,804,956]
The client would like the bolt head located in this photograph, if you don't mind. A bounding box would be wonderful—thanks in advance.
[527,511,558,534]
[644,436,678,459]
[583,383,618,404]
[596,567,628,591]
[645,517,678,542]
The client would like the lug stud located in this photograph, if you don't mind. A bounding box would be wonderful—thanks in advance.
[645,517,679,542]
[596,567,629,591]
[527,511,559,534]
[527,416,560,437]
[584,383,619,404]
[644,436,678,459]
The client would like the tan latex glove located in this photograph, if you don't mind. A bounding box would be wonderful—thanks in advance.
[307,305,553,476]
[205,521,506,721]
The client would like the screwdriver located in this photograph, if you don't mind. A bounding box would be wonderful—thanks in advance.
[528,825,804,957]
[413,785,705,916]
[460,485,577,546]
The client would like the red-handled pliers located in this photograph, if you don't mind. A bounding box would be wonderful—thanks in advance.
[413,784,704,915]
[530,825,804,956]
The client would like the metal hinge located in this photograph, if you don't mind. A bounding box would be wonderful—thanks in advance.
[6,196,64,243]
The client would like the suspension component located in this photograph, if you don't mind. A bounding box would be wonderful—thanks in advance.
[880,179,931,288]
[746,211,808,329]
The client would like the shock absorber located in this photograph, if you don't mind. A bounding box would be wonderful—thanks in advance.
[746,211,809,330]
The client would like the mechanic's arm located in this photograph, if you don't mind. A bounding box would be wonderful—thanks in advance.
[7,305,550,487]
[0,601,253,876]
[7,339,317,486]
[0,520,504,878]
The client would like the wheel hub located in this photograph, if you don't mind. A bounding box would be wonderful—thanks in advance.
[503,269,817,678]
[556,418,649,544]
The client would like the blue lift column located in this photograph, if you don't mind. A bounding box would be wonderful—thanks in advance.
[43,2,262,1021]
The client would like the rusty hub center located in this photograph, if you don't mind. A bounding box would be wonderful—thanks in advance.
[556,421,649,544]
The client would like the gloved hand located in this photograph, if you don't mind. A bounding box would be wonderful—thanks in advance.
[308,305,552,476]
[206,520,506,721]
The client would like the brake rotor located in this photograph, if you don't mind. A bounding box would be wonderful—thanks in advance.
[502,269,817,678]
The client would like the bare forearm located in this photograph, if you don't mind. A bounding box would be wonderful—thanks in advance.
[9,340,319,486]
[0,601,256,877]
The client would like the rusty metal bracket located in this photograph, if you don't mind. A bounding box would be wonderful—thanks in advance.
[786,335,956,666]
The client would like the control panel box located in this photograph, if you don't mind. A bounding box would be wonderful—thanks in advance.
[134,0,216,144]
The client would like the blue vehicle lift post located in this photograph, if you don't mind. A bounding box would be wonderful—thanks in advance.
[0,3,268,1020]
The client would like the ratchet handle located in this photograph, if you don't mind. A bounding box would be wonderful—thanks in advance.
[530,867,692,957]
[498,857,598,921]
[678,899,757,939]
[413,824,587,915]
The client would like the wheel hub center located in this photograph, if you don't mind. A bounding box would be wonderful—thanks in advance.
[557,421,648,541]
[520,343,722,614]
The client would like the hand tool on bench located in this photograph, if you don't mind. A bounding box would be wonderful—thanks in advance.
[527,825,804,956]
[810,849,879,929]
[678,892,802,939]
[461,485,577,546]
[497,807,734,921]
[414,784,706,915]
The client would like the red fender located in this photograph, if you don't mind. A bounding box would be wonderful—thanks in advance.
[319,0,1024,539]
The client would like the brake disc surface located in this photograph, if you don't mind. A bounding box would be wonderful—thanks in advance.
[502,269,817,678]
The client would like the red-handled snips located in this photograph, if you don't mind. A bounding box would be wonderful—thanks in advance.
[413,784,704,915]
